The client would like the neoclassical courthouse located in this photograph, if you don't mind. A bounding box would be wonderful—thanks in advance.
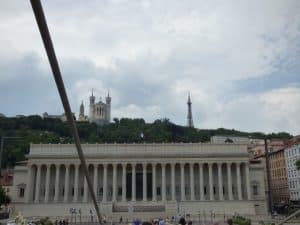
[11,142,266,219]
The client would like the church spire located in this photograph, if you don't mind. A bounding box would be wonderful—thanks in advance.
[79,100,84,116]
[187,92,194,128]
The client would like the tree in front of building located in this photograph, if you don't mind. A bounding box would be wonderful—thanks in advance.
[0,186,11,207]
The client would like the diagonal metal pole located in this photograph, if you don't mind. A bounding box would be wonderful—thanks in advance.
[29,1,102,224]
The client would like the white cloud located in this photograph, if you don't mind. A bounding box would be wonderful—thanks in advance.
[0,0,300,134]
[198,86,300,134]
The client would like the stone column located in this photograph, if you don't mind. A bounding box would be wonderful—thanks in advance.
[162,163,166,202]
[180,163,185,201]
[236,162,242,200]
[103,164,108,202]
[34,165,41,203]
[218,163,224,200]
[73,164,79,202]
[44,164,51,203]
[143,163,147,202]
[93,165,98,200]
[227,163,233,200]
[199,163,204,200]
[122,163,127,202]
[152,163,157,201]
[64,165,70,203]
[131,163,136,201]
[208,163,214,201]
[54,164,60,202]
[171,163,175,201]
[245,163,251,200]
[112,163,117,202]
[83,173,88,202]
[190,163,195,201]
[25,165,33,203]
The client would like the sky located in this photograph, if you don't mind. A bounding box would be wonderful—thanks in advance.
[0,0,300,134]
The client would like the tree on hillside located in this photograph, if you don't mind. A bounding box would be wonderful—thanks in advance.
[0,187,11,207]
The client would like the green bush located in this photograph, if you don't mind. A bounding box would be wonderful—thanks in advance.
[35,217,53,225]
[232,216,251,225]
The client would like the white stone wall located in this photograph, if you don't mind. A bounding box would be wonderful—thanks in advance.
[11,143,267,217]
[12,166,27,203]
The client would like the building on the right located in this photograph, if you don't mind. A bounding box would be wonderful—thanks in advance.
[253,139,290,213]
[284,136,300,204]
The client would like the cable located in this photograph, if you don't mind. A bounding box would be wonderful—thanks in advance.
[29,1,102,224]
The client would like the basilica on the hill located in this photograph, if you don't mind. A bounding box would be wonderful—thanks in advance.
[78,90,111,125]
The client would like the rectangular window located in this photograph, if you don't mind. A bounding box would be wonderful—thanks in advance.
[253,185,258,195]
[204,186,207,195]
[71,187,74,196]
[19,188,25,197]
[108,187,112,197]
[99,187,103,196]
[166,186,170,195]
[185,186,189,195]
[118,187,122,196]
[175,185,180,195]
[157,187,161,196]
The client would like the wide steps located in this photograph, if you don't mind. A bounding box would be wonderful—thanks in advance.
[113,204,165,212]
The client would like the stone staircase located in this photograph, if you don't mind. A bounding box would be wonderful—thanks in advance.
[112,203,166,212]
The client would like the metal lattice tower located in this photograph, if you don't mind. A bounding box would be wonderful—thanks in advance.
[187,93,194,128]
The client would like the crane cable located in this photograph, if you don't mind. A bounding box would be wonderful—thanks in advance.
[29,1,102,224]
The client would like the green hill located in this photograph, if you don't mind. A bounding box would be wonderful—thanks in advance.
[0,115,292,168]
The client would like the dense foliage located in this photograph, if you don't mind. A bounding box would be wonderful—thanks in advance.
[0,186,11,207]
[36,217,53,225]
[232,216,251,225]
[0,115,292,168]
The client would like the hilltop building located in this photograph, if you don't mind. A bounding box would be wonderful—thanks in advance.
[78,90,111,125]
[42,112,68,121]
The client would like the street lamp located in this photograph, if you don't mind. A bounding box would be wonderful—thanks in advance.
[0,136,22,181]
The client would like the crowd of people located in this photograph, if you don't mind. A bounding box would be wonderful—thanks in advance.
[54,219,69,225]
[127,215,233,225]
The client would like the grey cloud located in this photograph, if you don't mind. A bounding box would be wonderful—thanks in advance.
[1,0,300,135]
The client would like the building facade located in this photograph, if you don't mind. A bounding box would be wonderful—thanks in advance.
[88,91,111,125]
[268,149,290,204]
[285,141,300,203]
[12,143,266,219]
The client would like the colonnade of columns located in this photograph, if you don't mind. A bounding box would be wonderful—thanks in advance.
[25,161,252,203]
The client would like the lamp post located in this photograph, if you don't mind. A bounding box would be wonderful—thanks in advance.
[0,136,22,181]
